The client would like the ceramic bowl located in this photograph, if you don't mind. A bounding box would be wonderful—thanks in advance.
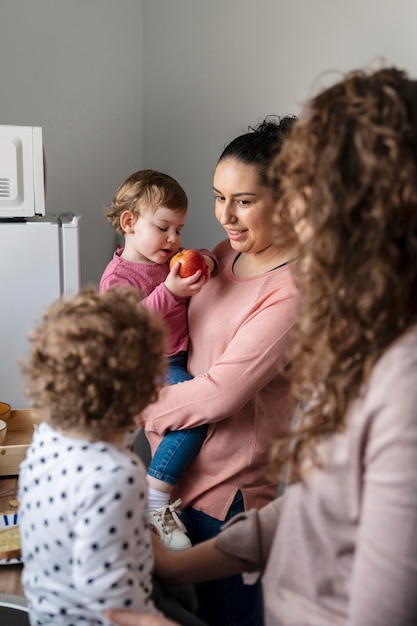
[0,419,7,445]
[0,402,11,423]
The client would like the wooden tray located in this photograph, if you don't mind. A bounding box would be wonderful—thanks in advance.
[0,411,40,477]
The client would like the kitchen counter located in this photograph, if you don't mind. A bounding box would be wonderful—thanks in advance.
[0,476,23,596]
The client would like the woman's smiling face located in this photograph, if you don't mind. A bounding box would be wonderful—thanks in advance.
[213,157,277,256]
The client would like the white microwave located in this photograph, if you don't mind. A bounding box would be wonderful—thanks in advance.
[0,125,45,218]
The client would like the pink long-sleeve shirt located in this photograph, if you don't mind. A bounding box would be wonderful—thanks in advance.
[216,324,417,625]
[100,247,214,357]
[140,239,298,519]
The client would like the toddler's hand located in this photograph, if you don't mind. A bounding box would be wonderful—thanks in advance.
[164,262,206,299]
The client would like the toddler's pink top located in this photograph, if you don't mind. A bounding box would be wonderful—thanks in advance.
[100,247,213,357]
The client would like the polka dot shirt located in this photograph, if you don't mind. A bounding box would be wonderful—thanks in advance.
[18,422,159,625]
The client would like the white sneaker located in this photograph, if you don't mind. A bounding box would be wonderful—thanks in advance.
[149,498,191,551]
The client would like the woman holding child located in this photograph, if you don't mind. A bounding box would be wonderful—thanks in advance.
[139,115,299,626]
[109,66,417,626]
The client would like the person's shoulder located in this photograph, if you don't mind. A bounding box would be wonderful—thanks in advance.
[100,253,147,290]
[377,324,417,372]
[106,247,124,266]
[212,238,233,259]
[364,324,417,414]
[100,249,125,281]
[357,325,417,461]
[262,262,298,299]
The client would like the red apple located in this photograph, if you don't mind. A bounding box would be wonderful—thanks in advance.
[169,249,208,278]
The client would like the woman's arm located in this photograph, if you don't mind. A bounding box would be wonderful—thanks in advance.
[151,534,251,585]
[348,338,417,625]
[105,611,178,626]
[103,489,282,624]
[140,274,297,433]
[152,500,281,585]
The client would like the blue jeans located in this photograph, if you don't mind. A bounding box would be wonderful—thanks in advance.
[147,352,208,485]
[181,492,264,626]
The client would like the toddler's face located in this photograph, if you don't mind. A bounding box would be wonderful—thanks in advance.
[123,206,186,264]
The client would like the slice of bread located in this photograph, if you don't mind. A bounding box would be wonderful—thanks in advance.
[0,525,21,559]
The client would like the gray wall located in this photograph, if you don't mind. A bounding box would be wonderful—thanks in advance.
[0,0,144,285]
[1,0,417,285]
[142,0,417,253]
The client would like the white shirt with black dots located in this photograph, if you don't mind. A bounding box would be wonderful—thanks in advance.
[18,422,159,625]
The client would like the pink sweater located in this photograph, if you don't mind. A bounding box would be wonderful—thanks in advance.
[140,239,298,519]
[216,325,417,625]
[100,247,214,357]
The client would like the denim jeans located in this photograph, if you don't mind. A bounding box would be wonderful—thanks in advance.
[147,351,208,485]
[181,492,264,626]
[165,351,192,385]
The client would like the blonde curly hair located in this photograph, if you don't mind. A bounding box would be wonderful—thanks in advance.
[270,66,417,481]
[22,286,167,438]
[104,169,188,235]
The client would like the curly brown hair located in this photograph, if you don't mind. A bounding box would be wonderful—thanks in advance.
[270,66,417,481]
[22,287,167,438]
[104,169,188,235]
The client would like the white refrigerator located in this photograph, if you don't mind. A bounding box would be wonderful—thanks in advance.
[0,214,81,409]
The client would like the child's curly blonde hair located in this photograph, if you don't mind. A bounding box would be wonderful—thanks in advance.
[105,169,188,235]
[22,286,167,438]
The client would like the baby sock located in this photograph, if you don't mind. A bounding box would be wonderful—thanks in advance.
[147,486,170,511]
